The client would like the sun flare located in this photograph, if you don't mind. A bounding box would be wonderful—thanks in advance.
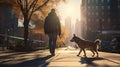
[64,5,75,18]
[56,0,81,25]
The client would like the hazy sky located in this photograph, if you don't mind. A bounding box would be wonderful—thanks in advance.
[56,0,81,25]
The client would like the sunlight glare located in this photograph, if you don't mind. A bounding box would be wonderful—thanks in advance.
[56,0,81,25]
[65,5,75,18]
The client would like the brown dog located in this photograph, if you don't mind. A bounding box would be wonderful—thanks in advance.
[70,34,101,57]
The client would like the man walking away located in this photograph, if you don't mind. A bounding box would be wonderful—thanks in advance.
[44,9,61,56]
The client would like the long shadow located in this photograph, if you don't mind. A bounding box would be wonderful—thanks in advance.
[0,52,32,64]
[0,52,27,59]
[0,50,45,59]
[0,55,53,67]
[80,57,120,67]
[80,57,108,67]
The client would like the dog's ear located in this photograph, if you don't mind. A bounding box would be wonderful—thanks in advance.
[73,34,76,37]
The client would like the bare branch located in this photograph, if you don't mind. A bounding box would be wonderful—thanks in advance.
[28,10,34,22]
[28,0,38,21]
[28,0,42,21]
[33,0,49,12]
[28,0,38,10]
[17,0,24,12]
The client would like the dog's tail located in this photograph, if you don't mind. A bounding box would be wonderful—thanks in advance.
[94,39,101,49]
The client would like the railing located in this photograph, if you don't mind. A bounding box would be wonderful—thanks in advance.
[0,34,44,41]
[0,34,46,51]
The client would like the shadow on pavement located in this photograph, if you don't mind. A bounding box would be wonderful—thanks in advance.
[0,55,53,67]
[80,57,104,67]
[80,57,119,67]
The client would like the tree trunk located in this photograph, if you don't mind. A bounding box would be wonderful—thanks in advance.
[24,18,29,47]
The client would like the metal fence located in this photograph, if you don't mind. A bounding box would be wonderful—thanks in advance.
[0,34,47,51]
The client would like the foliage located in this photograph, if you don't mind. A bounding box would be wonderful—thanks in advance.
[57,25,68,47]
[8,38,25,51]
[0,0,65,46]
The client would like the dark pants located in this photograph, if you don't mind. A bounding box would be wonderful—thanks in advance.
[48,34,57,55]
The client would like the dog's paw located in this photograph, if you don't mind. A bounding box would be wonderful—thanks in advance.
[83,55,87,57]
[96,55,99,58]
[92,55,95,57]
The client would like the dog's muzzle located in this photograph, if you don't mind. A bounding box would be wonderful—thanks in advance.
[70,39,74,42]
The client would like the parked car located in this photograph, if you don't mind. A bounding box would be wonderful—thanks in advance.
[109,37,120,53]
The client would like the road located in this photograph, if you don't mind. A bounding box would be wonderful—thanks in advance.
[0,47,120,67]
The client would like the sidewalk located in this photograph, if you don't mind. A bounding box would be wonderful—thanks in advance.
[0,49,51,67]
[0,47,120,67]
[42,48,120,67]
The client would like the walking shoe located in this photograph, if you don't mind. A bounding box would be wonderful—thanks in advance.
[51,53,55,56]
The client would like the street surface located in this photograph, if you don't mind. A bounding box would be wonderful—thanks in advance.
[0,47,120,67]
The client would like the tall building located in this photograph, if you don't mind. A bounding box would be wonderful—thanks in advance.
[65,16,72,45]
[81,0,120,39]
[80,0,87,38]
[75,19,81,37]
[110,0,120,30]
[9,12,18,36]
[0,3,18,36]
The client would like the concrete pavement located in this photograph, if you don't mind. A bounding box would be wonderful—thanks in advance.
[0,47,120,67]
[42,48,120,67]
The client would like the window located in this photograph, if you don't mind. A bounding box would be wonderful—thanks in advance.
[96,19,99,22]
[95,0,98,3]
[108,18,110,22]
[101,0,104,3]
[108,6,110,10]
[102,12,104,15]
[88,12,91,15]
[102,6,104,10]
[107,0,110,3]
[92,0,94,3]
[102,19,104,22]
[88,19,91,22]
[92,6,95,10]
[87,0,91,4]
[96,12,98,16]
[118,5,120,9]
[88,6,91,9]
[92,18,95,22]
[92,12,94,15]
[96,6,98,10]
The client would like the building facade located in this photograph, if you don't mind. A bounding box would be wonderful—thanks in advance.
[65,16,72,45]
[0,3,18,36]
[81,0,120,39]
[80,0,87,38]
[75,19,81,37]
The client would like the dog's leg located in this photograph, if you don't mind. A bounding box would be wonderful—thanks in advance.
[77,49,82,56]
[95,50,99,57]
[83,49,87,57]
[91,50,95,57]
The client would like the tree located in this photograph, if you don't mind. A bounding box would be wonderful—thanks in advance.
[16,0,51,46]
